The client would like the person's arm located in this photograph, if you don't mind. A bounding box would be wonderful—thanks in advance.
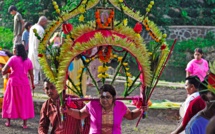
[171,99,198,134]
[38,103,50,134]
[63,105,89,119]
[123,108,142,120]
[22,31,27,46]
[124,105,148,120]
[186,71,191,77]
[206,116,215,134]
[2,64,10,75]
[170,123,185,134]
[81,102,90,134]
[28,69,35,89]
[21,19,25,33]
[17,13,25,35]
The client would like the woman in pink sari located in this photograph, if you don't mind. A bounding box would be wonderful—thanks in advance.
[2,44,35,128]
[63,84,147,134]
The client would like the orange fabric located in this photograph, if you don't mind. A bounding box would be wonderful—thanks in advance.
[3,78,8,94]
[0,56,9,64]
[102,109,113,134]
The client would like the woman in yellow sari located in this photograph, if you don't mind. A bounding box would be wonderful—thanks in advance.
[0,50,13,94]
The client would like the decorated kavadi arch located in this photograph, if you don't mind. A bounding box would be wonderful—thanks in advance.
[34,0,176,125]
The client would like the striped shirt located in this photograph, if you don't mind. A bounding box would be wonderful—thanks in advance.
[38,95,90,134]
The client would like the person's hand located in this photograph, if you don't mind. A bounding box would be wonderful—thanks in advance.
[66,96,78,108]
[170,131,176,134]
[139,105,148,111]
[131,96,143,109]
[7,69,11,73]
[60,106,69,114]
[32,85,35,90]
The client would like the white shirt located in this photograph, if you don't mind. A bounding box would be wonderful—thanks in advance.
[180,92,200,118]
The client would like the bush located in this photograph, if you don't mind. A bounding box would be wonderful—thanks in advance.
[0,27,13,50]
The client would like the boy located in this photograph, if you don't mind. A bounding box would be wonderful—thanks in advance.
[38,78,90,134]
[8,5,24,45]
[22,22,32,54]
[171,76,206,134]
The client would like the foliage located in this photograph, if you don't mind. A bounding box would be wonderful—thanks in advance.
[124,0,215,26]
[1,0,215,28]
[205,0,215,4]
[0,0,43,29]
[0,27,13,50]
[167,32,215,68]
[0,0,80,29]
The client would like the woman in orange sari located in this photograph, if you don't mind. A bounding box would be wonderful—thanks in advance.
[0,50,13,93]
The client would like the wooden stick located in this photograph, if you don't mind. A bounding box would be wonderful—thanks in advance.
[65,96,142,101]
[148,39,177,100]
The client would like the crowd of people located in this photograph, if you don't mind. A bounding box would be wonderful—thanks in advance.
[171,48,215,134]
[0,4,215,134]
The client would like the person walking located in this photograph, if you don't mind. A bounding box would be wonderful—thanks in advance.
[22,22,32,54]
[62,84,148,134]
[185,80,215,134]
[2,44,35,128]
[186,48,209,82]
[28,16,48,85]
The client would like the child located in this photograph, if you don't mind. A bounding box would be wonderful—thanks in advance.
[22,22,32,54]
[171,76,206,134]
[38,78,90,134]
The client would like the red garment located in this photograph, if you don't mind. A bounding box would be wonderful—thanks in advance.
[182,96,206,127]
[38,95,90,134]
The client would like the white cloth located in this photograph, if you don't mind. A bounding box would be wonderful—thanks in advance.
[28,24,44,70]
[180,92,200,118]
[184,92,199,112]
[28,24,44,84]
[0,51,6,56]
[33,68,40,85]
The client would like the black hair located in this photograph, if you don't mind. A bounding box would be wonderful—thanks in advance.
[198,79,215,102]
[2,50,13,57]
[8,5,17,13]
[14,44,27,61]
[194,48,203,54]
[24,22,32,30]
[185,76,200,89]
[99,84,116,97]
[43,78,50,83]
[199,80,209,95]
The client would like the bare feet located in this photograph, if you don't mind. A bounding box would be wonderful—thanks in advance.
[22,120,27,129]
[22,125,28,129]
[5,122,10,127]
[5,118,10,127]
